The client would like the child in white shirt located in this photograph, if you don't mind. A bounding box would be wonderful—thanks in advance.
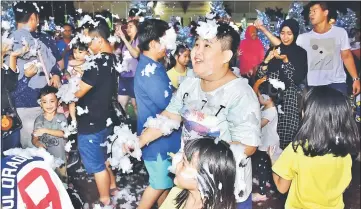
[252,79,283,202]
[57,39,89,133]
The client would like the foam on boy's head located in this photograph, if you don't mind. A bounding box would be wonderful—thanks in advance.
[137,19,169,52]
[13,1,39,24]
[215,22,240,62]
[87,17,111,41]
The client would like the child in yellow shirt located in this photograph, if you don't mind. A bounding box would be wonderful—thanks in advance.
[272,86,360,209]
[167,44,190,89]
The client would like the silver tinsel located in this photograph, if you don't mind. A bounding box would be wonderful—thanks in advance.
[336,8,357,34]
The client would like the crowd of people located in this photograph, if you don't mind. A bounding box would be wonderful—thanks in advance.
[1,1,360,209]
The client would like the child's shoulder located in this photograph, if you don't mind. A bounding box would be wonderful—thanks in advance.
[55,113,67,121]
[35,114,45,121]
[178,77,199,89]
[225,77,258,100]
[262,106,277,114]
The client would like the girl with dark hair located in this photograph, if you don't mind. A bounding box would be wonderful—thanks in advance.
[56,36,89,124]
[160,138,237,209]
[64,38,89,123]
[272,86,360,209]
[115,19,140,114]
[252,79,283,202]
[256,19,308,150]
[167,44,191,89]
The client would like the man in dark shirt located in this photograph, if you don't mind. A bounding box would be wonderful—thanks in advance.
[74,18,117,207]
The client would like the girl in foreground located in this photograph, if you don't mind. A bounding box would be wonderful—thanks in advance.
[160,137,237,209]
[272,86,360,209]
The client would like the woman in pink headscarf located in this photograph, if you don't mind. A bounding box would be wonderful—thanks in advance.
[238,25,265,82]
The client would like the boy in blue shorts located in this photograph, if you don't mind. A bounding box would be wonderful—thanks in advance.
[134,19,181,209]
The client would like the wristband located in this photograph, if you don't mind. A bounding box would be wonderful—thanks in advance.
[262,61,269,66]
[353,77,360,81]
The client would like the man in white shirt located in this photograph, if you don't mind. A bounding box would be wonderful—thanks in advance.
[256,1,360,95]
[296,1,360,95]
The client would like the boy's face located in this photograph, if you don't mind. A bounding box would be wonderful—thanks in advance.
[73,48,88,61]
[191,37,232,79]
[309,4,328,26]
[40,93,58,114]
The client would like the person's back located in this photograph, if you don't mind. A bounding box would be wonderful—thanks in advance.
[77,53,115,134]
[133,20,181,161]
[133,19,181,209]
[275,144,351,209]
[272,86,360,209]
[134,55,181,159]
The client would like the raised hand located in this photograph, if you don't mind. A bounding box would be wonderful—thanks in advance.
[24,64,38,78]
[254,19,264,30]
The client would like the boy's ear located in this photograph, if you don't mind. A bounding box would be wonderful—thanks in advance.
[149,40,156,50]
[222,50,233,64]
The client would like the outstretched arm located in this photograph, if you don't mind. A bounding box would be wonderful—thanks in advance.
[138,110,181,148]
[254,19,282,46]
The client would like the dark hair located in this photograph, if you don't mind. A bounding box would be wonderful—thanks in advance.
[308,1,332,21]
[167,44,189,70]
[137,19,169,52]
[71,40,88,52]
[126,19,139,41]
[189,21,198,36]
[87,17,111,41]
[292,86,360,157]
[76,21,92,34]
[39,86,58,100]
[197,22,240,65]
[175,138,236,209]
[13,2,39,23]
[128,8,143,18]
[62,23,74,32]
[258,80,284,105]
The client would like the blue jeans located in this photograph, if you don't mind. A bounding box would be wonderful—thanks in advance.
[237,194,252,209]
[2,129,21,153]
[327,83,348,95]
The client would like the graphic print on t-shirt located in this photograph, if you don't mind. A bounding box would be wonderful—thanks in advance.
[181,108,221,141]
[40,134,60,147]
[309,38,335,71]
[180,91,227,142]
